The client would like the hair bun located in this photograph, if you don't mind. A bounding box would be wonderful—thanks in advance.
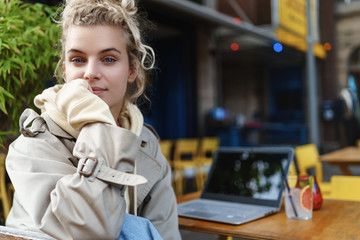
[114,0,138,15]
[65,0,136,8]
[65,0,138,16]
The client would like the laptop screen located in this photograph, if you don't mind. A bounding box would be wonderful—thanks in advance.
[201,147,293,207]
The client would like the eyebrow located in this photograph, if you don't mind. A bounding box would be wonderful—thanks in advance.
[67,48,122,54]
[100,48,122,54]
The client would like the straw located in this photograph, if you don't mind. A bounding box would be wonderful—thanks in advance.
[281,167,298,217]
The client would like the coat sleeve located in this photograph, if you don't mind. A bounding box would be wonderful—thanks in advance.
[6,122,141,240]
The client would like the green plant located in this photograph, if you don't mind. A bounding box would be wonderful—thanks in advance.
[0,0,60,148]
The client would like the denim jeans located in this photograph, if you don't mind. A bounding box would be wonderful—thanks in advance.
[119,214,163,240]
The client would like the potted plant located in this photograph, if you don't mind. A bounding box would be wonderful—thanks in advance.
[0,0,60,149]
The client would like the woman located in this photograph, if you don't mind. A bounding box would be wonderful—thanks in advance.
[5,0,181,239]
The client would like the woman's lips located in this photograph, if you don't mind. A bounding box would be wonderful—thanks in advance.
[90,86,106,95]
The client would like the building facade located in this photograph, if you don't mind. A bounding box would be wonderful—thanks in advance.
[142,0,341,151]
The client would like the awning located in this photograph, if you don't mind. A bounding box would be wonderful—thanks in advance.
[144,0,326,59]
[144,0,276,42]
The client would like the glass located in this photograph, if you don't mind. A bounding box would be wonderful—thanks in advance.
[284,175,313,220]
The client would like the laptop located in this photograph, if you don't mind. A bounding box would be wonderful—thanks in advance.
[177,146,294,225]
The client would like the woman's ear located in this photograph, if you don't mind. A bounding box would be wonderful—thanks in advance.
[128,67,137,83]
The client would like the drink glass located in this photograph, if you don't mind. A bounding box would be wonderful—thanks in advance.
[284,175,313,220]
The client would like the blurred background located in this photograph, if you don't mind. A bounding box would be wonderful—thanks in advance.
[141,0,360,153]
[15,0,360,154]
[137,0,359,154]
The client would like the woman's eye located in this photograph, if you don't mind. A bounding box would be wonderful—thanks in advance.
[71,58,84,63]
[104,57,116,63]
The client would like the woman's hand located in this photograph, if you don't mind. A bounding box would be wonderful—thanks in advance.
[34,79,117,138]
[57,79,116,130]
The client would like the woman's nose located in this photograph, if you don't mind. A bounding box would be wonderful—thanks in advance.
[83,60,102,80]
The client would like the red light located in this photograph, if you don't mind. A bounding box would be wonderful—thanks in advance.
[231,43,239,51]
[324,42,332,51]
[233,17,242,24]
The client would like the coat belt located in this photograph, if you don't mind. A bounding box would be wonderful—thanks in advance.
[77,157,147,186]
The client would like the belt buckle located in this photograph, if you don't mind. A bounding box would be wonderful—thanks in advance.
[78,157,98,177]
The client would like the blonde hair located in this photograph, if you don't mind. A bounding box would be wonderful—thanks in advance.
[56,0,155,104]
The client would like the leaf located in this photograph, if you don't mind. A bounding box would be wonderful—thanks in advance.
[0,0,60,145]
[0,131,13,136]
[0,86,14,99]
[12,75,21,87]
[0,93,8,114]
[36,28,44,36]
[308,176,313,191]
[1,43,10,50]
[1,66,6,80]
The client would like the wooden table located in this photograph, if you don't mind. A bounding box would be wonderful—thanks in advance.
[178,192,360,240]
[319,146,360,175]
[0,225,54,239]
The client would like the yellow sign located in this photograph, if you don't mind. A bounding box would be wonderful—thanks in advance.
[276,28,326,59]
[279,0,307,37]
[277,0,324,58]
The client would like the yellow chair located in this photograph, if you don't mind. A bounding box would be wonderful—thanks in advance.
[7,183,14,210]
[288,161,297,175]
[357,139,360,147]
[198,136,220,187]
[159,139,173,167]
[173,138,202,196]
[294,144,331,198]
[330,175,360,201]
[0,153,11,219]
[287,161,298,187]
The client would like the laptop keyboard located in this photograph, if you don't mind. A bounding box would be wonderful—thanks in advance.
[183,201,258,218]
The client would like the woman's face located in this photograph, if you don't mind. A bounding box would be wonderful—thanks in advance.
[63,25,136,120]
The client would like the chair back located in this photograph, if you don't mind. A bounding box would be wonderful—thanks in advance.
[159,140,173,163]
[288,161,298,175]
[199,137,220,162]
[295,144,323,182]
[330,175,360,201]
[0,154,11,219]
[172,138,201,195]
[173,138,200,162]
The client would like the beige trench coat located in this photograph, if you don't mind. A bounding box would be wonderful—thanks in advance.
[5,109,181,240]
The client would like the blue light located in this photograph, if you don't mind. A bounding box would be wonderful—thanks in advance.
[273,43,283,53]
[211,107,228,121]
